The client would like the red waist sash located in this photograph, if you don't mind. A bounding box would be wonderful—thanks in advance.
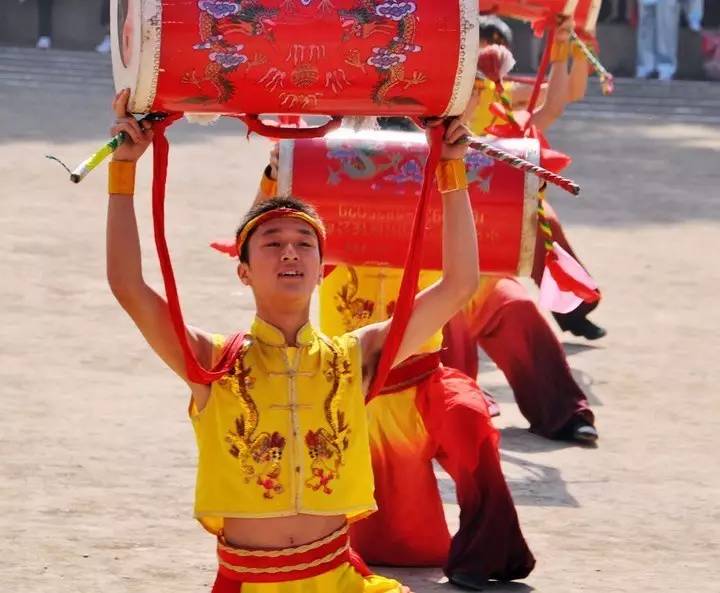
[379,352,442,395]
[216,524,351,584]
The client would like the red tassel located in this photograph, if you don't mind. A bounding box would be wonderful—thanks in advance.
[210,240,239,258]
[366,125,444,402]
[545,251,600,304]
[527,27,555,114]
[151,115,245,384]
[539,147,572,173]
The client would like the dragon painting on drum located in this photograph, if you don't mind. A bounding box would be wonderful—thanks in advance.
[112,0,477,117]
[183,1,427,109]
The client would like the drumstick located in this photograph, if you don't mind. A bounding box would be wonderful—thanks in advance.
[570,31,615,96]
[47,113,167,183]
[468,136,580,196]
[68,132,126,183]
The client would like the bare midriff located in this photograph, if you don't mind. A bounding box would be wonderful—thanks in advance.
[223,513,347,549]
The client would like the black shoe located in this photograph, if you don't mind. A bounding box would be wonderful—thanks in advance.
[571,419,599,445]
[448,572,489,590]
[567,318,607,341]
[553,311,607,341]
[557,418,599,445]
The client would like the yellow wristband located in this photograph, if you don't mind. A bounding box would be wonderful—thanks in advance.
[108,160,136,196]
[436,159,468,194]
[550,41,570,63]
[260,165,278,198]
[571,42,586,61]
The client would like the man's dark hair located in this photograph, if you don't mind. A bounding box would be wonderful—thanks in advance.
[478,16,513,47]
[376,117,420,132]
[235,196,323,263]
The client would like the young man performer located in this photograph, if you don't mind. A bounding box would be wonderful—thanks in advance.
[474,15,606,341]
[322,266,535,590]
[255,111,597,446]
[440,17,601,443]
[253,149,535,590]
[105,88,477,593]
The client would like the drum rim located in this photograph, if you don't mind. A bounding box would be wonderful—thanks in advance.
[442,0,480,117]
[517,137,540,277]
[111,0,162,114]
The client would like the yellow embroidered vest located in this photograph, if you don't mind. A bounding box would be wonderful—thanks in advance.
[470,80,514,136]
[319,265,443,352]
[190,317,376,534]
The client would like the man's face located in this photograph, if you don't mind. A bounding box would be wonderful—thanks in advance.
[238,217,322,306]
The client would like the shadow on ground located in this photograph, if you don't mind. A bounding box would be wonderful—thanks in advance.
[376,566,536,593]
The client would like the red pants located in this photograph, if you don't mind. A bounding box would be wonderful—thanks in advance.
[443,278,594,438]
[351,366,535,582]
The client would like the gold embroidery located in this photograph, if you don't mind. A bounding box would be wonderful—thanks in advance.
[223,342,287,499]
[334,266,375,332]
[305,339,353,494]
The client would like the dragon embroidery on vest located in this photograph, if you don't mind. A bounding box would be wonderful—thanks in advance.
[305,340,353,494]
[222,344,287,499]
[334,266,375,332]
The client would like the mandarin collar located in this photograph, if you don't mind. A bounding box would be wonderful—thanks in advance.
[251,316,315,347]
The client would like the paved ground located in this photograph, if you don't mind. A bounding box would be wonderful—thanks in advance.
[1,48,719,593]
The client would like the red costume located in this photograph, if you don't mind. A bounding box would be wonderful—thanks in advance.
[321,266,535,585]
[353,361,536,582]
[443,276,594,439]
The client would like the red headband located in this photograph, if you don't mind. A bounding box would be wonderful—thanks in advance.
[220,208,326,260]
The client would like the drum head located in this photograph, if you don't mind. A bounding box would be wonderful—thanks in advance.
[111,0,160,114]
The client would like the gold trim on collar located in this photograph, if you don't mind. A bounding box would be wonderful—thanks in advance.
[251,316,315,347]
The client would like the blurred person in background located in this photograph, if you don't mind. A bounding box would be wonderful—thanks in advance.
[682,0,704,31]
[636,0,681,80]
[601,0,632,23]
[96,0,111,54]
[29,0,53,49]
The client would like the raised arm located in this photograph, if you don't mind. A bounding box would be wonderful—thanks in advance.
[528,17,575,132]
[252,144,280,206]
[106,89,212,396]
[567,34,591,103]
[510,80,548,112]
[357,118,479,376]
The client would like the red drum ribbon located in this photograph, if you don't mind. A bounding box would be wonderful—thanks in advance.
[545,251,601,304]
[151,114,245,384]
[236,114,343,140]
[527,27,556,115]
[366,125,444,402]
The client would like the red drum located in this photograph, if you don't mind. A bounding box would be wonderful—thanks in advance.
[111,0,477,117]
[479,0,601,32]
[277,130,540,275]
